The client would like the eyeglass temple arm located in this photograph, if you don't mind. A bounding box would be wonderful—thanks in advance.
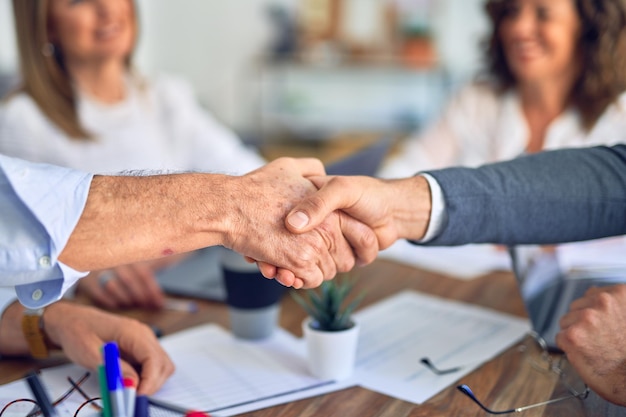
[457,385,515,415]
[457,384,590,414]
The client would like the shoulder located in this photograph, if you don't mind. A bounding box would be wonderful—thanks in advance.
[587,91,626,136]
[608,91,626,115]
[0,92,64,160]
[1,92,48,123]
[0,92,57,139]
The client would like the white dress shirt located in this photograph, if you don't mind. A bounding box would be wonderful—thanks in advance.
[0,155,91,309]
[379,82,626,274]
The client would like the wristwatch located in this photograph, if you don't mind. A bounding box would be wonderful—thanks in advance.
[21,308,51,359]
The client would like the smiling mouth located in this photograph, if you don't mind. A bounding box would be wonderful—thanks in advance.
[508,42,544,61]
[95,23,125,41]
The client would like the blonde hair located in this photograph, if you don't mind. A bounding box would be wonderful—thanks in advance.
[11,0,136,140]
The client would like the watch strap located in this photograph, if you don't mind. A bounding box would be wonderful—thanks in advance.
[21,309,50,359]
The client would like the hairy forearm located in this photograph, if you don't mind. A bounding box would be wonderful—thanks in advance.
[59,173,237,271]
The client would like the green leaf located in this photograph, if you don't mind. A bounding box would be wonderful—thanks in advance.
[292,275,366,331]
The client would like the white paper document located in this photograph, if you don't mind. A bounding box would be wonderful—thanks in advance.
[151,325,354,415]
[353,291,531,404]
[379,241,512,280]
[0,326,352,417]
[0,291,530,415]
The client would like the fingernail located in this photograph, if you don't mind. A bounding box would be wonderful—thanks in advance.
[287,211,309,229]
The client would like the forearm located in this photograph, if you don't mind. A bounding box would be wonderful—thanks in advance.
[59,173,237,271]
[387,176,432,242]
[424,145,626,246]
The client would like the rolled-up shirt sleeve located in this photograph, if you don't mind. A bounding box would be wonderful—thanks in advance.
[0,155,92,308]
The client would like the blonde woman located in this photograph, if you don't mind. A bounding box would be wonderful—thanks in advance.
[0,0,266,309]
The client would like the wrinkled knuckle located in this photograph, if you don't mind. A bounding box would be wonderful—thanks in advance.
[298,244,316,265]
[328,176,349,189]
[578,308,598,326]
[596,292,613,309]
[339,255,356,273]
[305,194,330,216]
[165,359,176,376]
[128,319,152,336]
[560,327,580,346]
[360,231,378,260]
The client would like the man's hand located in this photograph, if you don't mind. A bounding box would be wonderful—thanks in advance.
[556,284,626,406]
[284,175,432,249]
[225,158,378,289]
[0,301,174,395]
[45,302,174,395]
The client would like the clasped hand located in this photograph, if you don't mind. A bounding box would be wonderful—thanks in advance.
[233,160,432,289]
[226,158,380,289]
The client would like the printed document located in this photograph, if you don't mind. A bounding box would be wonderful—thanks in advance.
[0,291,530,415]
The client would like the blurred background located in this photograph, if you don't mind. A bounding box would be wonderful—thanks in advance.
[0,0,489,160]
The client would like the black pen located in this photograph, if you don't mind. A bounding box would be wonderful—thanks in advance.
[25,371,59,417]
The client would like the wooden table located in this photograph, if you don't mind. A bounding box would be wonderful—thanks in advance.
[1,259,623,416]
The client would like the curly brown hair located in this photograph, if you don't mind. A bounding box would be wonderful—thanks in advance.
[484,0,626,130]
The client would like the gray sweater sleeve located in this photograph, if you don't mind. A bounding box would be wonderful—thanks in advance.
[421,145,626,246]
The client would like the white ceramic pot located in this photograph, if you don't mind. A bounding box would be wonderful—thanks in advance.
[302,317,360,381]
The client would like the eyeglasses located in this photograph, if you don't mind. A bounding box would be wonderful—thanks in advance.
[421,332,589,414]
[0,371,102,417]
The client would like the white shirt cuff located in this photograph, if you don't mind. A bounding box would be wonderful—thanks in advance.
[417,173,447,243]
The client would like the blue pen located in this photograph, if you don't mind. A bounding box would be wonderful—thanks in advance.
[104,342,127,417]
[25,371,59,417]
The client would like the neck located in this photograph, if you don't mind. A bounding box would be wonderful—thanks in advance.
[519,77,572,118]
[66,58,127,104]
[518,59,580,113]
[518,71,578,153]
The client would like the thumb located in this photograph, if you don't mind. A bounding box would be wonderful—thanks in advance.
[286,176,355,234]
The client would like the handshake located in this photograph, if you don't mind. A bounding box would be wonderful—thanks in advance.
[225,157,433,289]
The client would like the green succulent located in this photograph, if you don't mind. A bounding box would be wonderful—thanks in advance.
[292,276,365,332]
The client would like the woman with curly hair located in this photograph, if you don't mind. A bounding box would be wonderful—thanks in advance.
[380,0,626,177]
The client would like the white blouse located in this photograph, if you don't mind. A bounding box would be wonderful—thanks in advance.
[0,73,265,175]
[379,82,626,178]
[378,82,626,278]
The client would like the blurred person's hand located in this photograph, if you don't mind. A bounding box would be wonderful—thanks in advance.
[557,284,626,406]
[76,254,188,309]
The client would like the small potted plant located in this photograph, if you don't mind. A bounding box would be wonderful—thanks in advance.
[292,276,364,380]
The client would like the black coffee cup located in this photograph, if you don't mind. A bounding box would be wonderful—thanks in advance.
[221,249,287,339]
